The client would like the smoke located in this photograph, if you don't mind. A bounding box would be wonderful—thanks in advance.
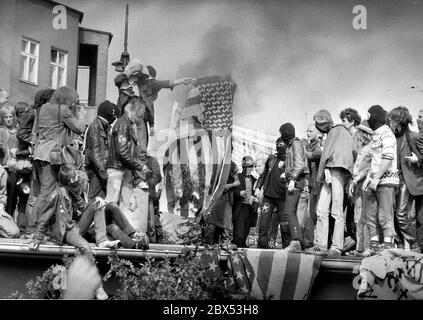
[173,0,423,135]
[64,0,423,137]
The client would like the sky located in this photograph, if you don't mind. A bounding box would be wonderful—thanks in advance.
[61,0,423,139]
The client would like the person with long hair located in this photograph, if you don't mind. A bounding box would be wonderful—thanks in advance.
[17,89,54,235]
[31,86,85,232]
[0,105,22,220]
[388,106,423,253]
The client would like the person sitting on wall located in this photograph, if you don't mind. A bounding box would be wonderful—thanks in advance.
[29,164,121,299]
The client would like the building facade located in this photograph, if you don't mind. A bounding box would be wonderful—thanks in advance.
[0,0,112,123]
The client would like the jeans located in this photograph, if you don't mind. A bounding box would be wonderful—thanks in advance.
[395,183,418,247]
[296,191,314,248]
[314,168,346,251]
[0,209,20,238]
[64,201,109,263]
[24,172,41,233]
[105,168,128,203]
[268,209,279,243]
[354,191,370,251]
[364,186,396,238]
[283,188,304,245]
[102,201,139,248]
[258,196,288,248]
[106,168,149,235]
[33,160,58,227]
[232,203,254,248]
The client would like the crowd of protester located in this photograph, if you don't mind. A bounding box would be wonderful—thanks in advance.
[0,61,194,299]
[221,106,423,258]
[1,63,423,294]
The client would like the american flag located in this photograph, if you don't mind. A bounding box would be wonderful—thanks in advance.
[226,249,322,300]
[163,75,236,219]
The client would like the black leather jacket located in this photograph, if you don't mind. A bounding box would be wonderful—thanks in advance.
[106,114,144,171]
[85,117,110,174]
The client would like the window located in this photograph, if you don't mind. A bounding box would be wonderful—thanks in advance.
[50,48,67,89]
[20,38,39,84]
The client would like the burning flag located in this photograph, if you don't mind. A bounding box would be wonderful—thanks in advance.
[163,75,236,219]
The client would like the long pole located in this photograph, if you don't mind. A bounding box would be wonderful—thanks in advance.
[124,3,128,55]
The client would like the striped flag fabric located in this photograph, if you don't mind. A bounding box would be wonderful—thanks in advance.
[226,249,323,300]
[232,125,277,169]
[163,75,237,218]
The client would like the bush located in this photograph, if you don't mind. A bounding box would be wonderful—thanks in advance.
[7,250,251,300]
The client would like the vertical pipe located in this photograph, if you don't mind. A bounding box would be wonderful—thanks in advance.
[124,3,129,54]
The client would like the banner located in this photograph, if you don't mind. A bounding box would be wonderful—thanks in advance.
[232,125,277,169]
[358,249,423,300]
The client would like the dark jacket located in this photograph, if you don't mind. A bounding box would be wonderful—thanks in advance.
[285,137,307,183]
[106,114,144,172]
[232,172,257,222]
[256,153,283,192]
[306,137,323,194]
[399,131,423,196]
[85,117,110,175]
[17,108,35,151]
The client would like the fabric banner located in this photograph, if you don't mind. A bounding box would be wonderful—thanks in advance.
[163,75,237,218]
[232,125,277,169]
[358,249,423,300]
[197,248,322,300]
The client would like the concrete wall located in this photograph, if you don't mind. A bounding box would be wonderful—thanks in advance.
[0,0,17,93]
[4,0,81,105]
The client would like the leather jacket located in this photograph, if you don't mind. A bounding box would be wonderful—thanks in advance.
[85,117,110,175]
[106,114,144,171]
[256,153,285,191]
[285,137,306,182]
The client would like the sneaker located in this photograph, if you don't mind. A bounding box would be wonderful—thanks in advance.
[98,240,120,248]
[305,245,327,256]
[268,239,276,249]
[327,247,342,257]
[288,240,302,252]
[95,287,108,300]
[362,240,380,257]
[131,231,144,241]
[343,236,356,253]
